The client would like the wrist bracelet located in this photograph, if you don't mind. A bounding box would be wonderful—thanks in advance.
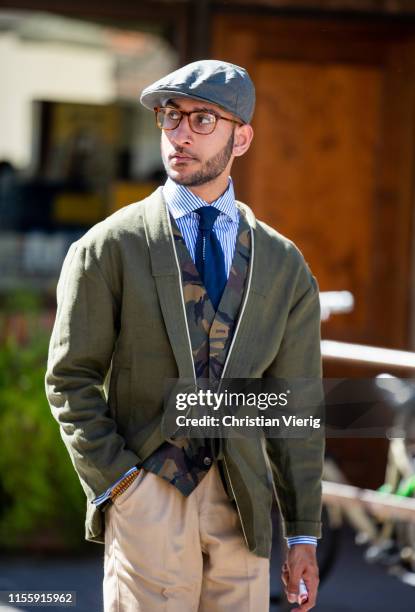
[111,469,141,502]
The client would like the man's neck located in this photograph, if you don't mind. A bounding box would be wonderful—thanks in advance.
[186,175,230,204]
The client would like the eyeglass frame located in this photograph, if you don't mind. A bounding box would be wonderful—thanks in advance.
[154,105,244,135]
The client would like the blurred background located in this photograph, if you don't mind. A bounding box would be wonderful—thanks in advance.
[1,0,415,610]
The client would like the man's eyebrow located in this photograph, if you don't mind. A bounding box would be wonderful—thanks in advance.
[166,100,219,114]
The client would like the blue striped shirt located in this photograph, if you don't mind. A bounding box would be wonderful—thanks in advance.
[163,176,239,278]
[92,177,317,548]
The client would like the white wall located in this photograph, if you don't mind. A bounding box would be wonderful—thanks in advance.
[0,31,115,168]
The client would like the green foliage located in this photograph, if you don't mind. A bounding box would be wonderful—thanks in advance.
[0,293,86,551]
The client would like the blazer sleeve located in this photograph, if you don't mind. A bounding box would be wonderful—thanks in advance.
[45,240,140,500]
[263,261,325,539]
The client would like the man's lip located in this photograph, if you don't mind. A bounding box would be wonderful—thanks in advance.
[169,153,195,161]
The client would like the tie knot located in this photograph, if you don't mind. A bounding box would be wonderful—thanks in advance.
[195,206,221,231]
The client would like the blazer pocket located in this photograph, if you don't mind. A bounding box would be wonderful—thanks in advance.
[113,468,146,507]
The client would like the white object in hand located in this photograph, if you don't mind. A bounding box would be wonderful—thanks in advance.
[298,578,308,604]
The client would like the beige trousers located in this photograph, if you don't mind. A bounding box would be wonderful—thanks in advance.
[103,461,270,612]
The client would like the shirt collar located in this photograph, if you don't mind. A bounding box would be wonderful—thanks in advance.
[163,176,238,224]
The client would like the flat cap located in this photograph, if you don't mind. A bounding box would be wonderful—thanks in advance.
[140,59,255,124]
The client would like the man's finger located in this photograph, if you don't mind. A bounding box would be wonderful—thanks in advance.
[281,561,289,587]
[287,571,303,603]
[286,583,300,604]
[281,562,289,585]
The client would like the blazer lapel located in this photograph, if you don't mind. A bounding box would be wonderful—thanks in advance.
[218,201,271,380]
[143,187,195,381]
[209,212,251,381]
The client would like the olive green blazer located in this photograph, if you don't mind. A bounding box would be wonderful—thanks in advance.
[45,187,324,559]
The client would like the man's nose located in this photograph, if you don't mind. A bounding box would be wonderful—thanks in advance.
[170,115,193,145]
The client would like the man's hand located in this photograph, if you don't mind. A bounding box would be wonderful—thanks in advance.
[281,544,319,611]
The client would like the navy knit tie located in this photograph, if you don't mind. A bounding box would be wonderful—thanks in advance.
[195,207,227,310]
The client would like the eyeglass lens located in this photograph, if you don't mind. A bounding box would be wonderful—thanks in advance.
[156,108,217,134]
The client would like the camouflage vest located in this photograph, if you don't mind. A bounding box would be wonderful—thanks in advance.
[141,210,251,496]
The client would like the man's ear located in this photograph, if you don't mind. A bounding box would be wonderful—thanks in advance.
[233,124,254,158]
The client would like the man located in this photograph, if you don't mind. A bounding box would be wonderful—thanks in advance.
[45,60,324,611]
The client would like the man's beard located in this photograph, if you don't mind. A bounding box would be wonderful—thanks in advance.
[163,129,235,187]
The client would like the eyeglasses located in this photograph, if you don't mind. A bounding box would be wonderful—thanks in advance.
[154,106,243,135]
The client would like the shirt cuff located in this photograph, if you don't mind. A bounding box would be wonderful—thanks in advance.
[92,466,139,506]
[286,536,318,548]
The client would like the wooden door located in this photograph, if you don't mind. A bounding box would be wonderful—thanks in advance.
[213,15,415,350]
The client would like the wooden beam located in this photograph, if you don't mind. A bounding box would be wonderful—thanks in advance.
[213,0,415,17]
[323,480,415,522]
[0,1,193,65]
[0,0,190,21]
[321,340,415,370]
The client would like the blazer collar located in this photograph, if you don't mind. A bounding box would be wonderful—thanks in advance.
[143,187,178,277]
[235,200,268,298]
[143,188,263,284]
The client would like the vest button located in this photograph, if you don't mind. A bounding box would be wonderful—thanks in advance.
[203,457,212,466]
